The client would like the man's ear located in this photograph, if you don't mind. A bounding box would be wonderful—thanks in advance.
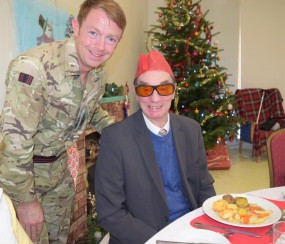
[172,83,177,100]
[72,18,80,37]
[119,35,124,43]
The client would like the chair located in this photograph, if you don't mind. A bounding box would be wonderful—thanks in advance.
[235,88,285,162]
[267,128,285,187]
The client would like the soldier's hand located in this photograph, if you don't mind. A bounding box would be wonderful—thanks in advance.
[17,199,45,242]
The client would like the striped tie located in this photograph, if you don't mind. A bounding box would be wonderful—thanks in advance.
[158,128,167,137]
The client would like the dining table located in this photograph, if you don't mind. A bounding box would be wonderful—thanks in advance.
[145,186,285,244]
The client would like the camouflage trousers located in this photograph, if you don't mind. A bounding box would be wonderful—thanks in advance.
[33,152,75,244]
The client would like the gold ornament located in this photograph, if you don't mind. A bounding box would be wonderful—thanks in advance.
[194,108,199,114]
[166,0,191,27]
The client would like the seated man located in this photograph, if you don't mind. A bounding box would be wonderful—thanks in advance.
[95,50,216,244]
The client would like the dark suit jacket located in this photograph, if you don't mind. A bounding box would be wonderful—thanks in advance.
[95,110,216,244]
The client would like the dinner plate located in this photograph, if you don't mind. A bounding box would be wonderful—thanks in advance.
[202,193,282,228]
[167,228,230,244]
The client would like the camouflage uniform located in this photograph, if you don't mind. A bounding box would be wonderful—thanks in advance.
[0,35,113,243]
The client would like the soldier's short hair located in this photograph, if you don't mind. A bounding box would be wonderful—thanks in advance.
[77,0,126,32]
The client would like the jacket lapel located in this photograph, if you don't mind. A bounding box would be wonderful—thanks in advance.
[170,114,196,209]
[170,115,187,172]
[133,111,168,206]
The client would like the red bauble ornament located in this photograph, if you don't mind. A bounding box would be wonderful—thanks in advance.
[168,6,172,10]
[210,25,214,29]
[173,1,177,5]
[208,34,211,39]
[163,46,167,50]
[184,83,189,88]
[193,51,197,56]
[196,11,200,15]
[184,108,190,112]
[211,94,215,98]
[162,23,166,28]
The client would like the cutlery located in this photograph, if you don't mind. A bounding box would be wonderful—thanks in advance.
[156,241,218,244]
[194,222,262,238]
[265,208,285,236]
[194,225,234,237]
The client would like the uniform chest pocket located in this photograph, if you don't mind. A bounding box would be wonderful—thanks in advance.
[44,88,83,129]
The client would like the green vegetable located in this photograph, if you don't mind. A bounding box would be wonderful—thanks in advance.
[236,197,248,207]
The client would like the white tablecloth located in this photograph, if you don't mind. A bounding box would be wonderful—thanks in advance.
[145,186,285,244]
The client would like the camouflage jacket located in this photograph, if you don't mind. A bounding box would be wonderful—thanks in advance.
[0,36,113,202]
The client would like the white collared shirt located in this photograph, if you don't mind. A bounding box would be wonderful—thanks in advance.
[142,112,170,136]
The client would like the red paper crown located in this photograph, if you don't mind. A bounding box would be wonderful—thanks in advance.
[134,50,174,79]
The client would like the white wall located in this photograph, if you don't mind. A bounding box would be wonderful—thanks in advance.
[0,0,16,110]
[202,0,239,91]
[240,0,285,98]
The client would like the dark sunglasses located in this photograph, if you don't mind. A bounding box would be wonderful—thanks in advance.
[135,83,175,97]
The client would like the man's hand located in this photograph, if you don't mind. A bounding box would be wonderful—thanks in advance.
[17,199,45,242]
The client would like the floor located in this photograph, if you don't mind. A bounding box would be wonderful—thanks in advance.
[209,141,270,195]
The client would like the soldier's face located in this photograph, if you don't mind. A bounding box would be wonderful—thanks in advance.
[72,8,123,73]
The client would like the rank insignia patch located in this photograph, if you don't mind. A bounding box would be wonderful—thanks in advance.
[18,72,33,85]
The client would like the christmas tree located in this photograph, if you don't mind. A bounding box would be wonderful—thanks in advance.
[146,0,242,149]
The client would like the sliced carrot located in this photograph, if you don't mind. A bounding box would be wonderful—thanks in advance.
[258,213,270,218]
[251,207,258,214]
[243,215,252,224]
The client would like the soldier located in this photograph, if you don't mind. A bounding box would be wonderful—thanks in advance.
[0,0,126,243]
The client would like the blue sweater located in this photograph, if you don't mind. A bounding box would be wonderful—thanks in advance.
[149,128,190,222]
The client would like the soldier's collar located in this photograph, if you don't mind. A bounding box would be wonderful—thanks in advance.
[65,35,80,77]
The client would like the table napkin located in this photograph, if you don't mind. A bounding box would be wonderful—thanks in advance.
[190,198,285,244]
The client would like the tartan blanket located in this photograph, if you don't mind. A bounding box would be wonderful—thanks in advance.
[235,88,285,157]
